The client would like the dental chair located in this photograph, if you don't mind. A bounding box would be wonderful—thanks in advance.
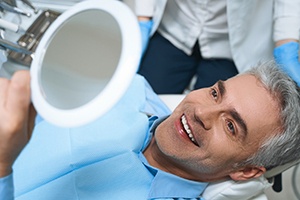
[159,94,300,200]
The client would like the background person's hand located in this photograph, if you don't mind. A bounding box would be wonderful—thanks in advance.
[138,17,153,55]
[0,70,35,177]
[274,41,300,86]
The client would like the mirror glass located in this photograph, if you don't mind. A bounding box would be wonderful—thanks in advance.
[40,9,122,109]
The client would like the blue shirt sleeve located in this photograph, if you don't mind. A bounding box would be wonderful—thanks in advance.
[0,174,14,200]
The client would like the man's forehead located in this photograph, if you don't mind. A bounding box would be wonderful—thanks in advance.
[227,74,257,84]
[225,74,281,138]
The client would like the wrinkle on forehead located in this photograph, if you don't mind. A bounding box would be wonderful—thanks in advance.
[227,75,282,145]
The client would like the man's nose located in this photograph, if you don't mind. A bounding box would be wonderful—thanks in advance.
[194,105,220,130]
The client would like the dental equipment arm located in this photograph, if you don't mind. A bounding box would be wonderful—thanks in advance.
[0,1,31,17]
[20,0,38,14]
[0,38,33,55]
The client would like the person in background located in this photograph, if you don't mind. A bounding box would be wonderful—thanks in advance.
[136,0,300,94]
[1,61,300,199]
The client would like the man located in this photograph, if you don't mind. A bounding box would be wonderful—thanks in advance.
[0,61,300,199]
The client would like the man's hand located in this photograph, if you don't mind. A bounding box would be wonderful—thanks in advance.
[274,40,300,86]
[138,16,153,55]
[0,70,34,177]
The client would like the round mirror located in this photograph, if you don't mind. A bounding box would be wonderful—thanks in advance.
[41,9,122,109]
[31,0,141,127]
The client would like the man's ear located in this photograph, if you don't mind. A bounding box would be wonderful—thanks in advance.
[229,166,266,181]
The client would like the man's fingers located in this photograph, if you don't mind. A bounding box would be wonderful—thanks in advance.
[6,70,31,118]
[0,78,9,107]
[0,71,31,177]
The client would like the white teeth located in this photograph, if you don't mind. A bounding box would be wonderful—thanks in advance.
[181,115,195,142]
[184,124,189,131]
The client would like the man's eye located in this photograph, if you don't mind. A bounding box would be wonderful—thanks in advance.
[226,120,236,135]
[211,89,218,100]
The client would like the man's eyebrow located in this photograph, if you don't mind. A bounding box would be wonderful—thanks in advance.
[217,80,225,97]
[217,80,248,137]
[230,110,248,138]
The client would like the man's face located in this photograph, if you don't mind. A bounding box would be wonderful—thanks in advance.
[145,74,281,182]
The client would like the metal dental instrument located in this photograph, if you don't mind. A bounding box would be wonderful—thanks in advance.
[7,10,60,66]
[3,0,17,7]
[0,1,31,17]
[20,0,38,14]
[0,38,32,55]
[0,18,26,33]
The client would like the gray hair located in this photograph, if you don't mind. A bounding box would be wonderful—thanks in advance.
[237,60,300,170]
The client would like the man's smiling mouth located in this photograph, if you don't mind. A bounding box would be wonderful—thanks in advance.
[181,115,199,146]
